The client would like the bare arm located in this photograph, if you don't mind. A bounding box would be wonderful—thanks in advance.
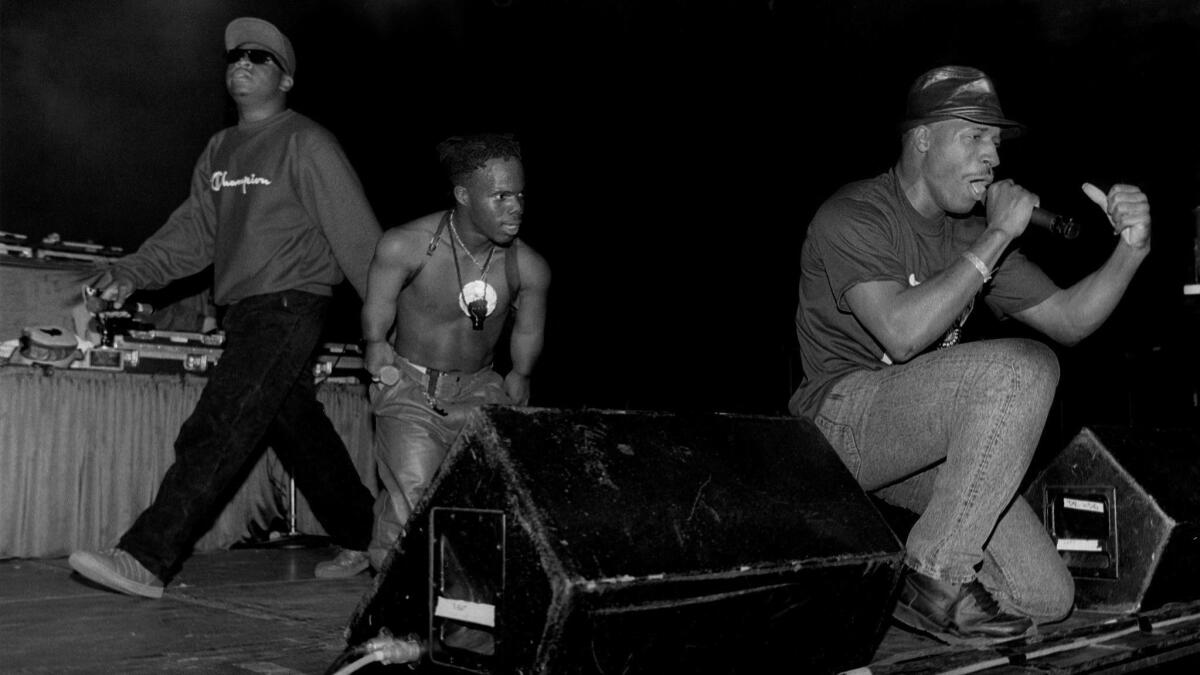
[846,228,1014,362]
[846,180,1032,362]
[1013,183,1151,345]
[361,229,422,377]
[504,244,551,405]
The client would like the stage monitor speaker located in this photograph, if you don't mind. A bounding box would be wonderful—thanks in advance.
[342,406,904,674]
[1025,425,1200,613]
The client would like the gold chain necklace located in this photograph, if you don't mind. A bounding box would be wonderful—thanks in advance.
[449,210,494,271]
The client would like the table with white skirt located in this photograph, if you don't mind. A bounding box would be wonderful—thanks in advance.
[0,365,376,559]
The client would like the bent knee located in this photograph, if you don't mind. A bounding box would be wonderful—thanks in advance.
[1034,578,1075,623]
[1014,561,1076,622]
[1002,338,1059,384]
[976,338,1060,395]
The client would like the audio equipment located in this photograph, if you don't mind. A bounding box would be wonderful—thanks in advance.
[342,406,904,674]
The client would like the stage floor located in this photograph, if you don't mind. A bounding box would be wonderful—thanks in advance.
[5,546,1200,674]
[2,546,371,674]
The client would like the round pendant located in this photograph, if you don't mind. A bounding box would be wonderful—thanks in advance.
[459,280,497,319]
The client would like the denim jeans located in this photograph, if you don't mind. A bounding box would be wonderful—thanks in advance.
[120,291,375,581]
[367,355,510,569]
[810,338,1074,621]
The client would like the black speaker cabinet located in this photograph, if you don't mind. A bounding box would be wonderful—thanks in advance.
[1025,426,1200,613]
[342,406,904,674]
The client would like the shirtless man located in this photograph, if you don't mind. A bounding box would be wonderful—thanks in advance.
[316,133,550,576]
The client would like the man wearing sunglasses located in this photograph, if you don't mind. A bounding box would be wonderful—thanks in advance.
[68,17,381,598]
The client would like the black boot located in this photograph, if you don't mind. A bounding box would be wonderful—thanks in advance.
[893,568,1032,641]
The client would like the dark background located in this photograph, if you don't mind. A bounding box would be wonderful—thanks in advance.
[4,0,1199,450]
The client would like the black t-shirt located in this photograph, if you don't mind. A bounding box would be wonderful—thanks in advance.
[789,168,1059,419]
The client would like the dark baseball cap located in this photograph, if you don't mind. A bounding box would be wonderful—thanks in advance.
[900,65,1023,136]
[225,17,294,76]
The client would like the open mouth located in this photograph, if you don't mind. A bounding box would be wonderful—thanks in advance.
[968,178,991,201]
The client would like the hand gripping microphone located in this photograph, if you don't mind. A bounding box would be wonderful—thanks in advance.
[982,190,1080,240]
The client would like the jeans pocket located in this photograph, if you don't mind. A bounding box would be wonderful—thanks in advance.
[814,416,862,479]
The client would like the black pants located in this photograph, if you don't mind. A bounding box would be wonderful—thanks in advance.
[119,290,374,581]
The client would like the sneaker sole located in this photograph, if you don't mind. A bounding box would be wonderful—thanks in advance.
[312,554,367,581]
[68,552,164,599]
[314,561,370,579]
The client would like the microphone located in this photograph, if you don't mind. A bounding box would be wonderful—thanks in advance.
[1029,207,1080,240]
[981,189,1081,239]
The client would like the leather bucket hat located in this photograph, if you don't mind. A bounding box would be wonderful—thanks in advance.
[900,65,1023,136]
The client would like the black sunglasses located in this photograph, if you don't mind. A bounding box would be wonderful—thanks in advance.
[224,48,285,73]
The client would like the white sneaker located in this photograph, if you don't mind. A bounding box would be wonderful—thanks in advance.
[314,549,370,579]
[69,548,164,599]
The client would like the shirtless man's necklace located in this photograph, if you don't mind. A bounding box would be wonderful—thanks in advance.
[448,210,496,330]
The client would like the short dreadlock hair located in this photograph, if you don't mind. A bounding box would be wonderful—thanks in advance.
[436,133,523,188]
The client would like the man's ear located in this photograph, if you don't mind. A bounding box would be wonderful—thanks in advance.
[453,185,469,206]
[279,74,295,93]
[913,125,931,152]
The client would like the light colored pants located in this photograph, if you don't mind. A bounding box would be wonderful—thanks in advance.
[367,357,510,569]
[809,338,1074,621]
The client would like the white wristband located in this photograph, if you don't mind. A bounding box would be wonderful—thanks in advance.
[962,251,992,283]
